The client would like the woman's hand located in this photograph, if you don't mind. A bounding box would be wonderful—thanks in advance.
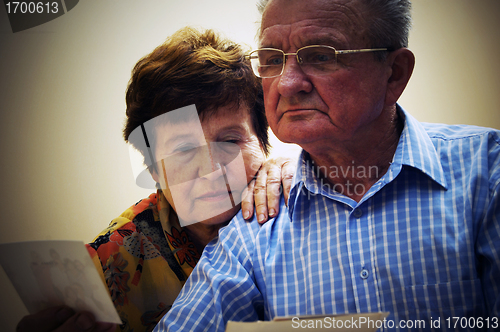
[241,156,295,223]
[17,305,116,332]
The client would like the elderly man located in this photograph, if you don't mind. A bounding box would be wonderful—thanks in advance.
[155,0,500,331]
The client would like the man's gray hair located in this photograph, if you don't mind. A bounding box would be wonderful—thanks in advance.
[257,0,412,51]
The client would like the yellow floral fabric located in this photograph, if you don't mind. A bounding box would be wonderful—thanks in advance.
[86,190,201,332]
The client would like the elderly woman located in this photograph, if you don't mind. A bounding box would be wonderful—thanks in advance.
[17,27,294,332]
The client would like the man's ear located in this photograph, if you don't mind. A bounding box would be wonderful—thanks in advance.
[385,48,415,106]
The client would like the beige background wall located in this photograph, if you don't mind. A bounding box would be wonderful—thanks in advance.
[0,0,499,330]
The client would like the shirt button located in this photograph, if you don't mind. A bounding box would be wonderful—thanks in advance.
[360,269,369,279]
[353,209,363,218]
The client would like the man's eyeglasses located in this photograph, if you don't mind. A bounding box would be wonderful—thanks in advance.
[246,45,389,78]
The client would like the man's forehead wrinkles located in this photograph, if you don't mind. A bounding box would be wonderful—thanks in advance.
[259,24,291,48]
[260,21,351,50]
[315,5,366,34]
[260,0,366,49]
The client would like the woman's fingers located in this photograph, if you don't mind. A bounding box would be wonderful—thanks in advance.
[256,161,282,223]
[241,178,256,220]
[280,158,295,206]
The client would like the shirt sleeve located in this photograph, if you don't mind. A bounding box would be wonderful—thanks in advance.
[477,183,500,320]
[154,214,265,332]
[476,134,500,321]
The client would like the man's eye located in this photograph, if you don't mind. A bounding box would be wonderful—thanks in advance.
[316,53,333,62]
[265,56,283,66]
[307,52,334,63]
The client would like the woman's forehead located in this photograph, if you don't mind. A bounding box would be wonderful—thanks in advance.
[153,104,251,143]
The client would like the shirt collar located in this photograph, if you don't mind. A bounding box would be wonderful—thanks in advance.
[391,105,448,189]
[287,105,448,221]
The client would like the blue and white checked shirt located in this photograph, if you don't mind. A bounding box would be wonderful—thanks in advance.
[155,107,500,331]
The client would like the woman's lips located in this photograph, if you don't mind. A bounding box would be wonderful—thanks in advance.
[196,190,230,202]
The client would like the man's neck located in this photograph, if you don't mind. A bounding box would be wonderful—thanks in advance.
[306,108,403,202]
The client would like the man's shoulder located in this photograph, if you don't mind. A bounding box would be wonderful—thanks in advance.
[421,122,500,143]
[220,210,260,237]
[212,197,289,256]
[419,122,500,183]
[420,122,500,162]
[216,211,265,248]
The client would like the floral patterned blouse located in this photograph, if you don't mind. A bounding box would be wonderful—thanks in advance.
[86,190,200,332]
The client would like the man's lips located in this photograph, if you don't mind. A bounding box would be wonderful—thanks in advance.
[284,108,318,113]
[279,108,322,118]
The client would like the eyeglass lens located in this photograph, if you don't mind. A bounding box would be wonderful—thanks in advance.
[250,46,338,78]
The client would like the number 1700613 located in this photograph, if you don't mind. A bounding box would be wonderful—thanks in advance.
[5,2,59,14]
[445,316,498,329]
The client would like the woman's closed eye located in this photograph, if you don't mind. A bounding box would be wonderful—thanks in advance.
[173,143,197,154]
[167,143,199,165]
[222,138,240,144]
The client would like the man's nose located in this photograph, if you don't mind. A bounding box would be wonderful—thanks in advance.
[277,56,313,97]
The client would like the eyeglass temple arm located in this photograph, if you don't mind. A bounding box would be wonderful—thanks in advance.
[335,47,396,54]
[335,48,390,55]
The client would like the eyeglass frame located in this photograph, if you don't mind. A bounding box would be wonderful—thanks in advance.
[246,45,391,78]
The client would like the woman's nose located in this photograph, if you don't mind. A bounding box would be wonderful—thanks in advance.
[198,144,223,180]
